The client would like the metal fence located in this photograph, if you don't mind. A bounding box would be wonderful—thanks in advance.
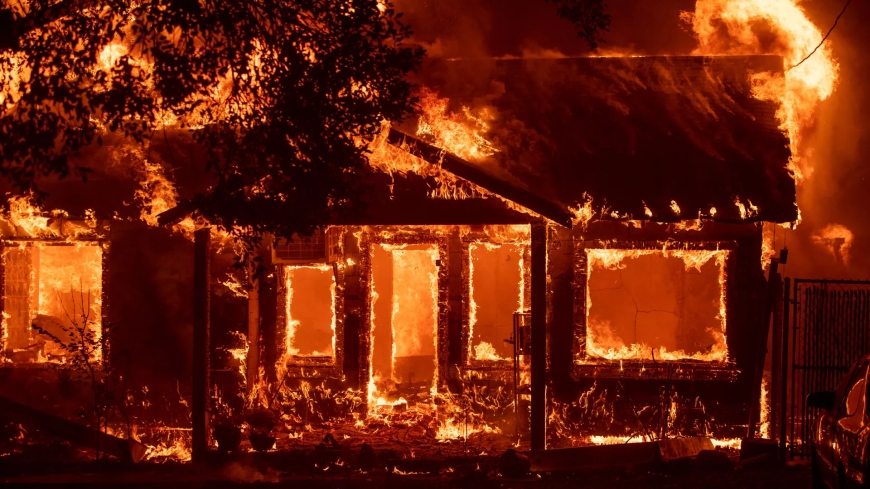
[788,279,870,457]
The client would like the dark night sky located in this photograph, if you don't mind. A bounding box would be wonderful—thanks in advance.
[394,0,870,279]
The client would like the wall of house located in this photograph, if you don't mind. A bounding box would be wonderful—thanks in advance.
[546,221,768,443]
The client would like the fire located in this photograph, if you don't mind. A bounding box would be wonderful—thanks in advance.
[761,222,776,270]
[415,87,499,161]
[134,161,196,238]
[569,194,595,230]
[584,247,729,362]
[0,197,104,364]
[812,223,853,265]
[759,376,771,439]
[473,342,502,362]
[389,246,439,387]
[281,264,336,359]
[366,242,440,412]
[686,0,839,181]
[711,438,742,449]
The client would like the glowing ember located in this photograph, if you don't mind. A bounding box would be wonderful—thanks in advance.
[711,438,742,449]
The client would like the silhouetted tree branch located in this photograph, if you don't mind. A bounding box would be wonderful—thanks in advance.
[544,0,610,50]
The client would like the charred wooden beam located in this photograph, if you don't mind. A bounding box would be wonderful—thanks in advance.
[192,227,211,462]
[247,274,260,395]
[530,221,547,451]
[0,395,147,463]
[528,437,715,472]
[386,128,574,228]
[155,201,196,227]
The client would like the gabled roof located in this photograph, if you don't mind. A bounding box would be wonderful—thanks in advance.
[393,55,797,225]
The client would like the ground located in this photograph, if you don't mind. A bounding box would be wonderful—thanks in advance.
[0,459,812,488]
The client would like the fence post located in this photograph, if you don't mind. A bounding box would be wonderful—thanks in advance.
[780,277,790,461]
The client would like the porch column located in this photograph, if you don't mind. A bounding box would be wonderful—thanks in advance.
[247,274,260,393]
[530,221,548,451]
[192,227,211,462]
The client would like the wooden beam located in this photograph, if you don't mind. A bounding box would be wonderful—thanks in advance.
[530,221,548,451]
[386,128,574,227]
[0,395,147,463]
[192,227,211,462]
[247,275,260,395]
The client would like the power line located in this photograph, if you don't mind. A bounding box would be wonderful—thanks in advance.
[788,0,852,71]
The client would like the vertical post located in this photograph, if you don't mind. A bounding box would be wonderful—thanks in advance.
[780,277,791,461]
[530,221,547,451]
[192,227,211,463]
[247,274,260,394]
[771,280,783,442]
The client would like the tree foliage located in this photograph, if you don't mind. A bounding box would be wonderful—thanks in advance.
[0,0,423,242]
[544,0,610,50]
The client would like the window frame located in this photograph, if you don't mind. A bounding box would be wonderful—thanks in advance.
[571,238,738,381]
[0,237,109,367]
[461,236,531,369]
[358,228,449,394]
[275,262,345,371]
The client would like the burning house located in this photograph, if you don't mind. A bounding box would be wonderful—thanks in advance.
[0,54,795,459]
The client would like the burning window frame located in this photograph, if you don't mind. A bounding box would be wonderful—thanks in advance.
[571,239,738,381]
[275,262,345,371]
[460,227,531,368]
[358,227,450,407]
[0,220,109,367]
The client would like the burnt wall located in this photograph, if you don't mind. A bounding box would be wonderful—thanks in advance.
[546,221,768,441]
[107,221,246,424]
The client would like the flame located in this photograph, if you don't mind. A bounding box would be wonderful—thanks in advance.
[687,0,839,181]
[761,222,776,270]
[389,246,439,386]
[569,194,595,229]
[0,197,104,364]
[473,342,503,362]
[221,274,249,299]
[711,438,742,449]
[134,161,196,238]
[583,247,729,362]
[416,87,499,161]
[759,376,771,438]
[281,264,336,360]
[811,223,853,265]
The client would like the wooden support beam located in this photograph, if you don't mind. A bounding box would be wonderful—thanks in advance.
[247,274,260,394]
[192,227,211,462]
[0,395,147,463]
[530,221,547,451]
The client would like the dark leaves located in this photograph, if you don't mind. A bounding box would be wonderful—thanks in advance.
[543,0,611,50]
[0,0,423,247]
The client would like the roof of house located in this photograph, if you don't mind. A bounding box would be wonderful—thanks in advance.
[393,55,797,225]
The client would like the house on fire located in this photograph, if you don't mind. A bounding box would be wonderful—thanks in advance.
[0,55,794,454]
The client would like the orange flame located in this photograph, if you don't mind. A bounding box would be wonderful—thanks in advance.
[686,0,839,181]
[584,247,729,362]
